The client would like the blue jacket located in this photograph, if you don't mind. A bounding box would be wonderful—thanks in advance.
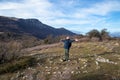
[62,39,75,49]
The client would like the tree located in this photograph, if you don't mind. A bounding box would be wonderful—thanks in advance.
[44,35,53,44]
[86,29,111,41]
[100,29,110,40]
[87,29,102,41]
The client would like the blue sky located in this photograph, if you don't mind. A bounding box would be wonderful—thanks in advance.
[0,0,120,33]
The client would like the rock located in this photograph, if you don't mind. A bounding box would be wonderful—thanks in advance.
[95,61,99,66]
[79,58,87,63]
[96,56,118,65]
[96,56,109,63]
[59,59,63,62]
[49,61,53,64]
[54,66,59,70]
[78,71,81,73]
[71,71,74,74]
[22,75,28,80]
[37,63,41,66]
[76,66,80,70]
[83,64,87,67]
[58,71,62,74]
[47,72,51,74]
[53,72,57,74]
[114,43,119,46]
[64,67,68,70]
[45,66,48,69]
[83,70,88,73]
[81,66,84,69]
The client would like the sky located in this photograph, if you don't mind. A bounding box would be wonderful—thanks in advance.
[0,0,120,34]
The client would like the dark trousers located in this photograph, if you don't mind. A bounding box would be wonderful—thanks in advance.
[64,48,70,61]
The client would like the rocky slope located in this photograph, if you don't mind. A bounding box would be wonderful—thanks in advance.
[0,41,120,80]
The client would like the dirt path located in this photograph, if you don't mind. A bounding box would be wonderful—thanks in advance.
[22,43,61,52]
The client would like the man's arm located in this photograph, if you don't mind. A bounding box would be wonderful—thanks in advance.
[60,39,65,42]
[71,38,78,42]
[71,39,79,42]
[75,38,78,42]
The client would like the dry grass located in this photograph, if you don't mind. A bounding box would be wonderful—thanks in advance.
[0,40,120,80]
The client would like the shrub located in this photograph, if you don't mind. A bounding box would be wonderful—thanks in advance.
[86,29,111,41]
[101,29,110,40]
[86,29,101,40]
[44,35,54,44]
[44,35,62,44]
[0,56,36,74]
[0,41,22,63]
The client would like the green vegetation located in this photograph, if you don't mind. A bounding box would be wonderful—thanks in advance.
[0,56,36,74]
[87,29,110,41]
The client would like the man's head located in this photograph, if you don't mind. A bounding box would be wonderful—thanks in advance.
[66,36,70,39]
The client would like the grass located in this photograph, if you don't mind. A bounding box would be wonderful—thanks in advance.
[0,41,120,80]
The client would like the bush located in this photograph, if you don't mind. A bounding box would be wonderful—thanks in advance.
[20,35,44,48]
[0,41,22,63]
[0,56,36,74]
[86,29,111,41]
[44,35,62,44]
[86,29,101,40]
[101,29,110,40]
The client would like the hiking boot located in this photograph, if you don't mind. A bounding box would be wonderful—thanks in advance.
[62,59,70,62]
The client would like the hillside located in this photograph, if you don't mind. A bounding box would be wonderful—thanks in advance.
[0,16,75,39]
[0,41,120,80]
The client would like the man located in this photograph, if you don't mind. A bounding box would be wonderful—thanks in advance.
[61,36,78,61]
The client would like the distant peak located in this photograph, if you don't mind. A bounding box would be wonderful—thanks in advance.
[0,16,18,21]
[26,19,40,21]
[18,18,42,23]
[58,28,66,30]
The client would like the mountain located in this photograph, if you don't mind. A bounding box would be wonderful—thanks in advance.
[71,30,85,35]
[110,32,120,38]
[0,16,75,39]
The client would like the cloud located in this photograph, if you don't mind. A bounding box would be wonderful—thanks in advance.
[0,0,120,33]
[0,2,21,10]
[85,1,120,16]
[0,0,54,17]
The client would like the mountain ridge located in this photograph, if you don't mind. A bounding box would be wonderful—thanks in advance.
[0,16,75,39]
[110,32,120,37]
